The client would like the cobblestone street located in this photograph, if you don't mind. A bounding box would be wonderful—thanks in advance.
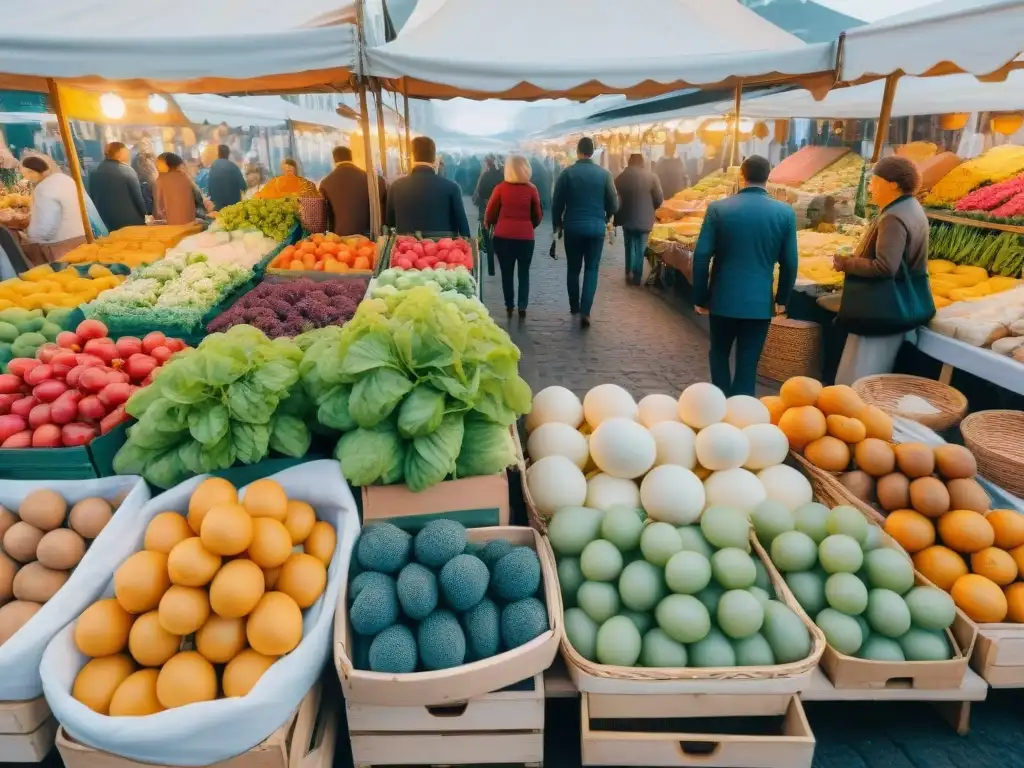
[467,199,712,399]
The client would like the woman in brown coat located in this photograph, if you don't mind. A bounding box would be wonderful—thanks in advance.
[154,152,204,225]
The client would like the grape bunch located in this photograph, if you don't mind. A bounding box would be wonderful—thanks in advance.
[218,197,300,241]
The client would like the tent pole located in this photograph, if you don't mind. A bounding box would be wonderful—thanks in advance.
[403,78,412,173]
[356,0,380,235]
[872,74,900,163]
[46,79,93,244]
[373,82,388,181]
[729,81,742,168]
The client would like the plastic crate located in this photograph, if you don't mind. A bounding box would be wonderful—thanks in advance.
[0,420,130,481]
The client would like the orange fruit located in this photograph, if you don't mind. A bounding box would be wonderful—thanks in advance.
[1004,583,1024,623]
[950,573,1007,623]
[312,234,325,245]
[987,510,1024,550]
[971,547,1018,586]
[884,509,936,553]
[242,480,289,522]
[1010,544,1024,575]
[760,395,787,425]
[289,260,304,270]
[937,509,995,554]
[913,545,968,591]
[188,478,238,535]
[353,257,371,271]
[300,242,316,254]
[779,377,822,408]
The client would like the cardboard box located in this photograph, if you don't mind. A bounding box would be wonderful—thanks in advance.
[0,697,56,763]
[336,528,560,707]
[580,693,814,768]
[55,685,334,768]
[972,625,1024,687]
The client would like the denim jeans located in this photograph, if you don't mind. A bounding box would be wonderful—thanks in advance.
[493,236,534,310]
[564,233,605,316]
[622,228,648,282]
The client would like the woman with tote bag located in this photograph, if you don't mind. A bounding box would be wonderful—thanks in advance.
[833,157,935,385]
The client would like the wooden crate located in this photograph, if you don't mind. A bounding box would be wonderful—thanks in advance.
[55,685,333,768]
[348,675,544,767]
[0,697,56,763]
[972,626,1024,687]
[580,692,814,768]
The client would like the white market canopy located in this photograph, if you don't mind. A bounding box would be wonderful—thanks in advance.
[366,0,837,100]
[840,0,1024,83]
[724,70,1024,119]
[0,0,360,95]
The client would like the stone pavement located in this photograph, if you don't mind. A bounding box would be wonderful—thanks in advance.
[466,199,713,400]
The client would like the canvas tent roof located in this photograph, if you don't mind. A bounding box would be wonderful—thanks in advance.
[0,0,361,95]
[366,0,837,100]
[840,0,1024,82]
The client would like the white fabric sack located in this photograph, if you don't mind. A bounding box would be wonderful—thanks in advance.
[0,475,150,701]
[41,460,359,766]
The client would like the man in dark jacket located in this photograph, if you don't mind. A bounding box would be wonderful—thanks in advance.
[89,141,147,232]
[615,153,664,286]
[531,156,553,218]
[319,146,387,236]
[692,155,798,397]
[473,155,503,216]
[206,145,247,211]
[655,145,688,200]
[552,137,618,326]
[385,136,470,237]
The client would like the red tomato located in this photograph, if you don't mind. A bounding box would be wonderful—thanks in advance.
[50,394,80,426]
[100,405,129,435]
[98,383,132,408]
[0,374,22,395]
[28,403,52,429]
[78,395,107,421]
[56,331,82,351]
[125,354,158,382]
[10,397,37,419]
[0,415,27,444]
[33,380,68,404]
[78,368,111,394]
[31,424,62,448]
[114,336,143,359]
[1,430,31,449]
[23,365,53,388]
[36,344,60,364]
[75,319,109,341]
[0,393,19,415]
[6,359,38,378]
[61,422,98,447]
[142,332,167,355]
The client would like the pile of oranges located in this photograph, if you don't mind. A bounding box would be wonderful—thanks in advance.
[269,233,377,274]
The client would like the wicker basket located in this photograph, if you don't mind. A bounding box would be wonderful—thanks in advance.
[853,374,968,432]
[757,317,822,382]
[789,451,886,525]
[298,197,328,234]
[556,534,826,684]
[961,410,1024,497]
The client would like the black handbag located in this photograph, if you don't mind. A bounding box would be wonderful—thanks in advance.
[837,256,935,337]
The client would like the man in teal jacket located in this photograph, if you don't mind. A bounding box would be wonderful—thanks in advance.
[692,155,797,397]
[552,137,618,326]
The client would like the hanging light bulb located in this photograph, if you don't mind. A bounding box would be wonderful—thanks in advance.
[148,94,169,114]
[100,93,126,120]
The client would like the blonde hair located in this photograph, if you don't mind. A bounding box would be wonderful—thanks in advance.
[505,155,532,184]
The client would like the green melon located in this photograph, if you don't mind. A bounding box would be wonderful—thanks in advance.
[816,608,864,655]
[690,628,736,667]
[640,628,688,668]
[676,525,714,558]
[557,558,585,606]
[711,548,757,590]
[858,634,906,661]
[655,594,711,644]
[601,506,645,552]
[577,581,620,624]
[862,525,882,552]
[733,633,776,666]
[749,585,772,608]
[700,506,751,551]
[751,500,795,546]
[826,506,869,545]
[866,589,912,638]
[564,607,599,660]
[580,539,624,582]
[825,572,869,615]
[793,502,831,544]
[596,615,642,666]
[717,590,765,639]
[899,628,953,661]
[695,582,725,615]
[665,551,712,595]
[618,560,665,612]
[863,548,914,594]
[904,586,956,631]
[640,523,683,566]
[621,609,653,635]
[771,530,818,572]
[761,601,812,663]
[818,534,864,574]
[548,506,605,555]
[753,558,772,591]
[785,571,826,615]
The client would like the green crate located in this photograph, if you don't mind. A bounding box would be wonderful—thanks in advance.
[0,421,130,480]
[211,454,329,487]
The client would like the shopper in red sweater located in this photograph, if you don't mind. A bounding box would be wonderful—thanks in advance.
[484,155,542,319]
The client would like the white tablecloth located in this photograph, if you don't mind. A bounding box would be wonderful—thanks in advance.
[913,328,1024,396]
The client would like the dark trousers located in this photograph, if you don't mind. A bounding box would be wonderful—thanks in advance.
[478,207,495,275]
[623,228,648,283]
[493,236,534,310]
[564,233,605,316]
[708,315,771,397]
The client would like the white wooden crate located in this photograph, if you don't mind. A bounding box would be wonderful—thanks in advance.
[580,693,814,768]
[348,675,545,767]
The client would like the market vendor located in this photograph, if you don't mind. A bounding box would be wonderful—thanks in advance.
[832,156,935,385]
[16,155,88,264]
[256,158,320,199]
[154,152,208,226]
